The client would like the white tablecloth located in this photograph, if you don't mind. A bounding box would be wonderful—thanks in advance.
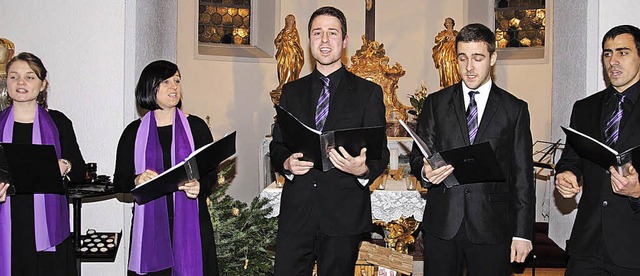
[259,178,426,223]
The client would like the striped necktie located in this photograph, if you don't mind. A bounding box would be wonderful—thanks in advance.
[604,93,625,147]
[466,91,479,144]
[315,76,331,131]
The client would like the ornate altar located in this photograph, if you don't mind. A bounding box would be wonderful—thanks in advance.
[347,35,412,137]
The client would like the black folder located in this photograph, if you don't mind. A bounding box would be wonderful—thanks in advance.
[561,126,640,171]
[0,143,64,195]
[275,105,385,171]
[438,142,506,184]
[131,131,236,204]
[399,119,505,187]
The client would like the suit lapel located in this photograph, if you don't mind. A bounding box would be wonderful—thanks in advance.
[303,75,320,128]
[597,92,609,144]
[475,84,502,144]
[617,98,640,150]
[451,84,471,146]
[323,71,355,131]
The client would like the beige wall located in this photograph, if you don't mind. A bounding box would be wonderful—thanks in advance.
[177,0,553,201]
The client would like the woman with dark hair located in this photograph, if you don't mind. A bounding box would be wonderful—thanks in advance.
[114,60,219,275]
[0,52,86,275]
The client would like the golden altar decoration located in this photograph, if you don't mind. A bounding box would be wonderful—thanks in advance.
[374,216,420,254]
[347,36,412,137]
[271,14,304,105]
[0,38,16,110]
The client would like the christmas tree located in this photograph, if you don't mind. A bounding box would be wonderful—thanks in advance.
[209,162,278,275]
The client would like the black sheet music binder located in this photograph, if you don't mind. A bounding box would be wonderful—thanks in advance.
[0,143,64,195]
[400,120,505,187]
[131,131,236,204]
[275,105,385,171]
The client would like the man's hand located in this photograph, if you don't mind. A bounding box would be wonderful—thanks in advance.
[328,147,368,176]
[610,165,640,198]
[555,171,580,198]
[422,158,453,185]
[284,153,314,175]
[510,239,532,263]
[0,182,9,203]
[178,179,201,199]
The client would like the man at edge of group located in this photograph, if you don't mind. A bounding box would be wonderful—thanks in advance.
[410,23,534,275]
[555,24,640,276]
[269,6,389,276]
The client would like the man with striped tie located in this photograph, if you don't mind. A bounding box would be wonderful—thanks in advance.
[269,6,389,275]
[555,25,640,276]
[409,23,534,275]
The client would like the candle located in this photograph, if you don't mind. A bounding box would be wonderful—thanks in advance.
[390,148,399,170]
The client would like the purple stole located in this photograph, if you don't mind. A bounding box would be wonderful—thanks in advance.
[0,105,70,276]
[128,109,203,275]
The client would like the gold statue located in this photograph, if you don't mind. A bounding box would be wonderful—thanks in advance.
[432,17,461,88]
[274,14,304,92]
[348,36,410,137]
[0,38,15,76]
[0,38,15,110]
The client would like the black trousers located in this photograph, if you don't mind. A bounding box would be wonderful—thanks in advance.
[566,236,640,276]
[274,215,362,276]
[423,220,511,276]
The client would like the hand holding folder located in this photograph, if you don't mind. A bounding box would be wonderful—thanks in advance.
[561,126,640,176]
[400,120,505,187]
[275,105,385,171]
[131,131,236,204]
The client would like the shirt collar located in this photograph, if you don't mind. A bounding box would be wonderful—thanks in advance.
[461,79,493,96]
[313,65,345,87]
[607,80,640,105]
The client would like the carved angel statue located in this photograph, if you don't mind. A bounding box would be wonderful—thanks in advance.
[274,14,304,91]
[432,17,461,88]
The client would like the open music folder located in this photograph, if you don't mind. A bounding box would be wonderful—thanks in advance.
[275,105,385,171]
[561,126,640,174]
[400,120,505,187]
[131,131,237,204]
[0,143,65,195]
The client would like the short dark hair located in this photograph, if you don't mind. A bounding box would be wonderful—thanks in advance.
[6,52,48,108]
[308,6,347,39]
[135,60,181,110]
[456,23,496,55]
[602,25,640,54]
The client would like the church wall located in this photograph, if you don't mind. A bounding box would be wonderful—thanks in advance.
[1,0,178,274]
[0,1,129,274]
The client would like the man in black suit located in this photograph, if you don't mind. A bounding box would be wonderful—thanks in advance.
[410,23,534,275]
[269,6,389,275]
[555,25,640,276]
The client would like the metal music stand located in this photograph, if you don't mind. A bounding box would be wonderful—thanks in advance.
[529,139,564,276]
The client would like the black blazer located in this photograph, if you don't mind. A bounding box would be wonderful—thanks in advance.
[556,87,640,269]
[270,68,390,236]
[410,82,535,244]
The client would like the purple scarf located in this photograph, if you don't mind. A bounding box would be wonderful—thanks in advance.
[129,109,203,275]
[0,104,70,276]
